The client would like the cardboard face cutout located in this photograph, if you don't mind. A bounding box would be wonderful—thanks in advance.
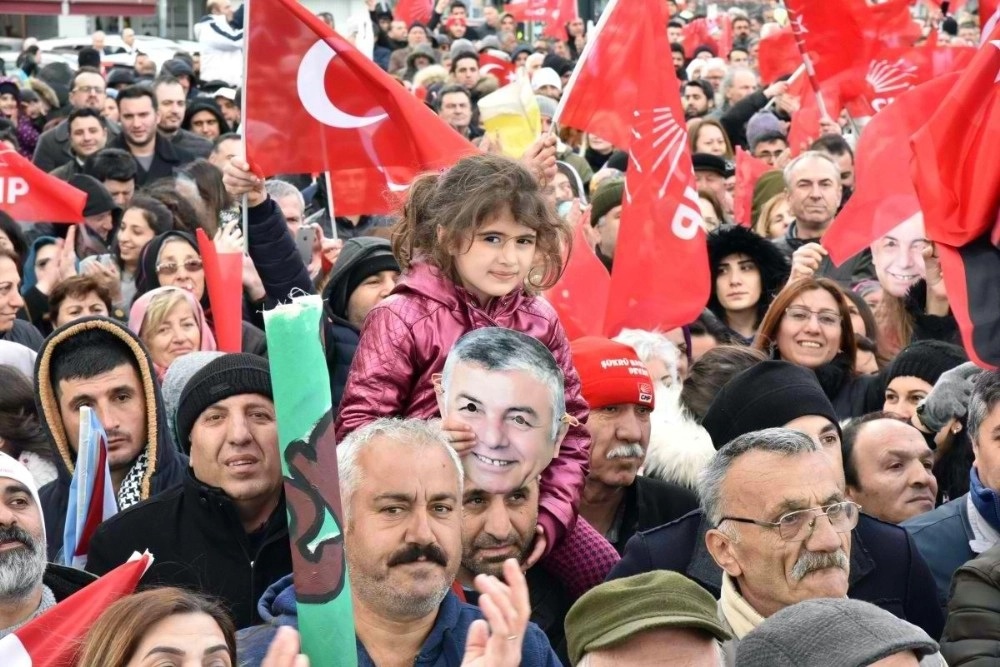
[871,212,928,298]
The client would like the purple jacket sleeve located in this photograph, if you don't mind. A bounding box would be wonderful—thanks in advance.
[334,304,417,442]
[536,316,591,555]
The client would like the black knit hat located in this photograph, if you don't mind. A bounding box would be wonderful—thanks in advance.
[702,360,840,450]
[884,340,967,388]
[175,353,273,451]
[706,224,790,323]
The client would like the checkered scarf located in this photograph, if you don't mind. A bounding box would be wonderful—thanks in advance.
[116,450,149,509]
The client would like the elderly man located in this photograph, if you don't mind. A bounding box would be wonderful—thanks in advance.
[609,361,945,639]
[0,452,94,637]
[85,353,291,629]
[905,370,1000,606]
[776,151,875,286]
[842,413,938,525]
[700,428,855,655]
[235,418,559,665]
[566,571,731,666]
[572,337,698,554]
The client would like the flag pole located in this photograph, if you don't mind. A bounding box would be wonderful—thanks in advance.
[239,0,251,250]
[550,0,622,129]
[786,13,830,119]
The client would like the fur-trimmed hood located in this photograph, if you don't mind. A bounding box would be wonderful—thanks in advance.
[34,316,184,492]
[706,224,790,325]
[641,384,715,492]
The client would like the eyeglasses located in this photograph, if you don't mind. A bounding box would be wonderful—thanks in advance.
[72,86,106,95]
[156,258,203,275]
[719,501,861,542]
[785,306,841,328]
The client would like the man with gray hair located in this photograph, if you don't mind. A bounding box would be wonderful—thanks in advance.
[905,369,1000,607]
[0,452,93,637]
[264,179,306,236]
[437,327,569,496]
[720,67,758,113]
[777,151,874,286]
[701,427,856,660]
[236,417,560,665]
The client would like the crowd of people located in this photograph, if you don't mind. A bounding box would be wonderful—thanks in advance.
[0,0,997,664]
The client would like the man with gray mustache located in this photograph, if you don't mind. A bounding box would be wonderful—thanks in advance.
[572,337,699,554]
[701,428,856,662]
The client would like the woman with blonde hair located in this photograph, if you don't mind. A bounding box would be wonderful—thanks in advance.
[128,286,217,381]
[753,192,792,239]
[688,118,734,159]
[77,588,236,667]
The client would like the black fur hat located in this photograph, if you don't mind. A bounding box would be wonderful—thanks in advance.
[706,224,790,327]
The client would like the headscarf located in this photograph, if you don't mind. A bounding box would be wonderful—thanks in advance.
[20,236,59,296]
[128,286,218,381]
[133,231,205,308]
[0,340,37,379]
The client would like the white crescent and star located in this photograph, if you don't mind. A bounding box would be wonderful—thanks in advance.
[297,40,388,129]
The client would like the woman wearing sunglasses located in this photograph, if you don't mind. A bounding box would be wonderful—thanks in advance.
[134,231,266,357]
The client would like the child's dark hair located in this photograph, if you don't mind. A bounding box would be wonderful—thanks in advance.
[392,153,570,292]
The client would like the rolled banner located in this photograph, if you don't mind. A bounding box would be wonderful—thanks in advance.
[263,294,357,666]
[196,228,243,352]
[64,406,118,569]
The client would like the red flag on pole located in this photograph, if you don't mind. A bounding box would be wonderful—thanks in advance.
[682,18,719,59]
[196,229,243,353]
[504,0,553,22]
[0,146,86,224]
[556,0,710,336]
[0,552,153,666]
[544,217,610,340]
[822,73,958,265]
[244,0,477,216]
[393,0,432,26]
[733,148,774,228]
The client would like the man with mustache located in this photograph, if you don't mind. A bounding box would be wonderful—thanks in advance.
[0,452,94,637]
[571,337,698,554]
[35,317,187,561]
[608,361,945,639]
[235,418,559,665]
[701,427,855,659]
[84,354,292,629]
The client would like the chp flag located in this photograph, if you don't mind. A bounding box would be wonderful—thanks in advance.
[554,0,710,335]
[243,0,477,216]
[0,146,85,224]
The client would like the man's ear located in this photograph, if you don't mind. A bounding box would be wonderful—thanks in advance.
[432,373,447,415]
[705,527,744,578]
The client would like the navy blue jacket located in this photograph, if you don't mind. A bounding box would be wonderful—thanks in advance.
[903,493,976,609]
[236,575,562,666]
[608,509,945,639]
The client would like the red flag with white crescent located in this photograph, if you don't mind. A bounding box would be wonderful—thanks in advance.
[244,0,477,216]
[479,52,517,85]
[0,146,86,224]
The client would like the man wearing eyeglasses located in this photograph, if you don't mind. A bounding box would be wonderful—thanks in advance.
[608,361,945,640]
[700,427,855,659]
[32,67,120,173]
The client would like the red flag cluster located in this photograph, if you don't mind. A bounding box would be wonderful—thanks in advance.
[553,0,710,336]
[244,0,477,217]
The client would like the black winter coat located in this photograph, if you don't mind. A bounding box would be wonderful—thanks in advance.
[86,471,292,629]
[941,542,1000,663]
[608,509,945,640]
[612,475,700,555]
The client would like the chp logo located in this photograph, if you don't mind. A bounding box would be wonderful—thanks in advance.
[638,382,653,405]
[866,59,918,113]
[0,149,28,205]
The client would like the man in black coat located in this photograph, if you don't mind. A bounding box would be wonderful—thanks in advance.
[86,354,292,629]
[571,337,699,554]
[110,85,196,187]
[607,361,945,639]
[35,317,188,561]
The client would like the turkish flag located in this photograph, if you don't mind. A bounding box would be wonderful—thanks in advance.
[733,148,774,228]
[479,52,517,85]
[983,0,999,33]
[0,146,86,224]
[0,552,152,666]
[822,73,958,265]
[244,0,477,216]
[758,27,800,84]
[505,0,554,22]
[544,219,609,340]
[393,0,432,27]
[541,0,578,39]
[559,0,709,335]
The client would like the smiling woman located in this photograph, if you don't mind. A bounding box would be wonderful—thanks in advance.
[129,286,217,381]
[77,588,237,667]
